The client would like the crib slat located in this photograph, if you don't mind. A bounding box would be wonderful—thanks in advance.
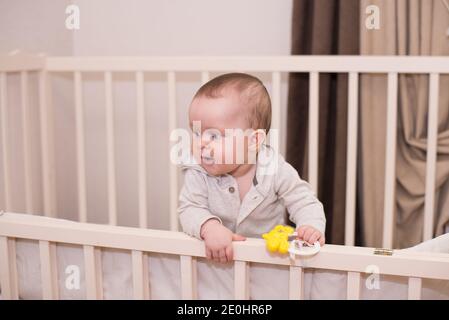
[21,71,33,213]
[234,260,249,300]
[39,240,59,299]
[74,71,88,223]
[308,72,319,193]
[0,236,19,299]
[201,71,210,85]
[39,70,56,217]
[408,277,422,300]
[136,71,148,229]
[423,73,439,241]
[383,72,398,249]
[345,72,359,246]
[168,71,178,231]
[271,71,281,150]
[83,245,103,299]
[180,255,197,299]
[0,72,11,211]
[289,266,304,300]
[104,71,117,226]
[347,271,361,300]
[132,250,150,299]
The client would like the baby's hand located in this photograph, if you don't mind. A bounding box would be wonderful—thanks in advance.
[296,225,325,246]
[200,219,246,263]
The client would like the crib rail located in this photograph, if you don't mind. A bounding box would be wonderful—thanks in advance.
[1,212,449,300]
[0,53,448,250]
[44,56,449,73]
[0,52,45,72]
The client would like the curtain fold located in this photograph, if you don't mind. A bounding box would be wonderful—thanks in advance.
[288,0,448,247]
[287,0,360,244]
[360,0,449,248]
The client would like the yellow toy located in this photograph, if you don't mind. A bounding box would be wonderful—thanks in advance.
[262,225,295,254]
[263,224,322,257]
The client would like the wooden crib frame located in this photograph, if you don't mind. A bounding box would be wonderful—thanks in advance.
[1,211,449,300]
[0,52,448,299]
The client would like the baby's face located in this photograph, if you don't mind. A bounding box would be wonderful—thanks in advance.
[189,90,255,176]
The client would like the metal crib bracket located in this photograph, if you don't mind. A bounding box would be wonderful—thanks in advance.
[373,248,394,256]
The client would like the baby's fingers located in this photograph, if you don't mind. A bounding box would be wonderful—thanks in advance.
[318,236,325,246]
[218,248,227,263]
[212,249,222,263]
[302,228,315,244]
[206,247,212,260]
[225,245,233,262]
[296,226,307,239]
[308,231,321,245]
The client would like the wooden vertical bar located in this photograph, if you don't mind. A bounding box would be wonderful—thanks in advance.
[308,72,319,193]
[383,72,398,248]
[345,72,359,246]
[83,245,103,299]
[39,240,59,299]
[104,71,117,226]
[180,255,197,299]
[289,266,304,300]
[136,71,148,229]
[0,72,11,211]
[21,71,33,213]
[201,71,210,85]
[408,277,422,300]
[347,271,361,300]
[0,236,19,299]
[423,73,439,241]
[168,71,178,231]
[271,71,281,151]
[132,250,150,299]
[74,71,87,223]
[234,260,249,300]
[38,70,56,217]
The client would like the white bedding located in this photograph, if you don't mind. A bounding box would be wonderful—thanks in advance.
[3,233,449,300]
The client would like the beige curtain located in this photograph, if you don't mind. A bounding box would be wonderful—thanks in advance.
[360,0,449,248]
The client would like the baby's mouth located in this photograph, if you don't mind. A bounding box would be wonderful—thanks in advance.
[201,155,215,165]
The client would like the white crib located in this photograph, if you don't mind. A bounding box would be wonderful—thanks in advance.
[0,52,448,300]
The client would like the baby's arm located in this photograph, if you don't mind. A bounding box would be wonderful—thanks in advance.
[178,169,222,239]
[178,169,245,263]
[274,159,326,245]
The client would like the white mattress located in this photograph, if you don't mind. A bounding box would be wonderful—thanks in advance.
[3,233,449,299]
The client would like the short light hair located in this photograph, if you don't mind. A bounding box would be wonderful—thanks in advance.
[192,73,272,134]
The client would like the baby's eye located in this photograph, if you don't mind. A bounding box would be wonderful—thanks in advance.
[210,133,217,140]
[193,131,201,137]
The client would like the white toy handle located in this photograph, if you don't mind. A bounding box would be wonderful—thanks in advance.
[288,239,321,258]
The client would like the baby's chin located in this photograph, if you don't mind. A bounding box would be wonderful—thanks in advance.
[200,162,237,177]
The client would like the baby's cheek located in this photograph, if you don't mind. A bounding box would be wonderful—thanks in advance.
[221,140,237,164]
[214,142,227,164]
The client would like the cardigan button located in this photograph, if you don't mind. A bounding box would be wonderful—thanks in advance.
[229,186,235,193]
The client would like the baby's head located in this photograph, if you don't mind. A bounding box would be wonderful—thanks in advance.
[189,73,271,176]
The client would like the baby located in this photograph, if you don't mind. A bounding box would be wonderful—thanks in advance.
[178,73,326,264]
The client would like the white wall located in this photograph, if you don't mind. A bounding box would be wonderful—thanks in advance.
[72,0,291,56]
[0,0,292,230]
[0,0,73,55]
[0,0,72,218]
